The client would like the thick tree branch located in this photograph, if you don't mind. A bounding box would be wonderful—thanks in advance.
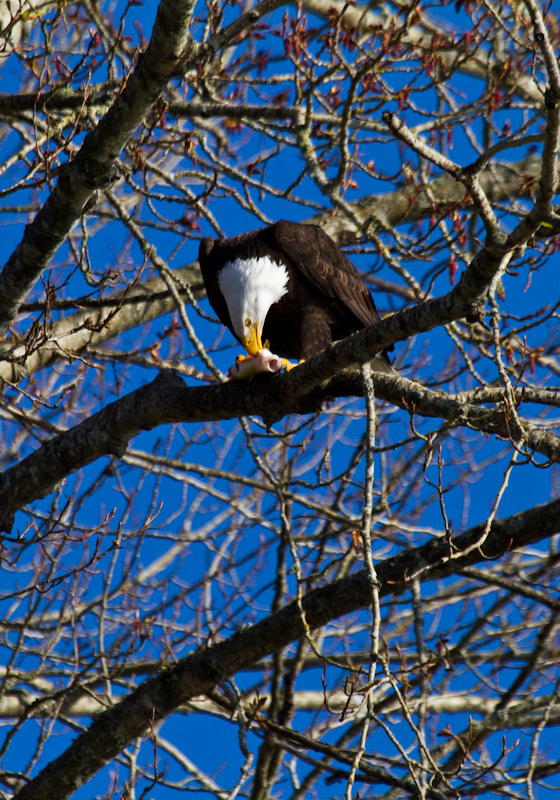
[0,84,116,115]
[2,329,559,531]
[4,684,558,724]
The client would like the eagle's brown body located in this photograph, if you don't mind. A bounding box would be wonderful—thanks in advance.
[199,220,394,371]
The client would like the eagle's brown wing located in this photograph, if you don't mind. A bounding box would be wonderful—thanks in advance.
[270,220,381,329]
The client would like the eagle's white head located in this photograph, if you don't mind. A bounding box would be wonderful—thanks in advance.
[218,256,289,355]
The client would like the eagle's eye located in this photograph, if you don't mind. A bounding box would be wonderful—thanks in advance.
[244,318,251,328]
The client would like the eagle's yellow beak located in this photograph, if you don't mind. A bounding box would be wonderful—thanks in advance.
[242,320,264,357]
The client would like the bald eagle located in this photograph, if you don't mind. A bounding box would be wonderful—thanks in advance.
[199,220,395,375]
